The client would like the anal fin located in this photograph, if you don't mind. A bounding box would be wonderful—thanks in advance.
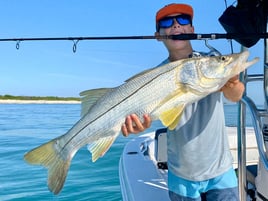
[87,136,117,162]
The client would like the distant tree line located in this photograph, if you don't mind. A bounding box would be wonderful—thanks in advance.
[0,94,81,101]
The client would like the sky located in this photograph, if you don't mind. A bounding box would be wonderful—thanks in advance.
[0,0,265,104]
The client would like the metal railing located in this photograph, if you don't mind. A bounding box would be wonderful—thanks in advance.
[237,25,268,200]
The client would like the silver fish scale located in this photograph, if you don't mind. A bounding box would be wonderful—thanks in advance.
[91,65,178,123]
[61,51,258,158]
[60,61,181,149]
[84,61,182,121]
[63,55,240,148]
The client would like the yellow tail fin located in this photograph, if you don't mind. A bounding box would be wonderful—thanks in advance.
[24,138,71,195]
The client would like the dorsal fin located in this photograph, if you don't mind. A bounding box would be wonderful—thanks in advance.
[79,88,111,117]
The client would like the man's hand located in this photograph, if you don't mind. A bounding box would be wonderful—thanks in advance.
[121,114,151,137]
[221,75,245,102]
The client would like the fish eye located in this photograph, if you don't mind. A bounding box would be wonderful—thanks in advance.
[220,56,226,61]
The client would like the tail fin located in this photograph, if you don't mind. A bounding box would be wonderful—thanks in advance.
[24,138,71,195]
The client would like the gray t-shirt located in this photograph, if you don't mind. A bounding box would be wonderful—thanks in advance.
[167,92,233,181]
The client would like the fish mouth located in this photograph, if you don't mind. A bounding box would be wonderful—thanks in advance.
[234,51,251,69]
[226,51,259,76]
[239,51,250,61]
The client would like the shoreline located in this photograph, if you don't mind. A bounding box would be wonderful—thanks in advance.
[0,99,81,104]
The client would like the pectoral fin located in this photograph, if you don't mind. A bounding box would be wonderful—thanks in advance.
[168,112,184,130]
[159,105,185,130]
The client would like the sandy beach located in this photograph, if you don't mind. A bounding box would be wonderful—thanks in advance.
[0,99,81,104]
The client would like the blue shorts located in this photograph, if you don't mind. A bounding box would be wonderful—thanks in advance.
[168,168,239,201]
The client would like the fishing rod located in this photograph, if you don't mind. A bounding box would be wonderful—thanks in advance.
[2,33,268,52]
[2,33,268,42]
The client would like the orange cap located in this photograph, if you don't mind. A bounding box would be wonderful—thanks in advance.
[156,3,194,23]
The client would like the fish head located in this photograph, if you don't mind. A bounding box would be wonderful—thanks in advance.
[201,51,258,77]
[183,51,259,92]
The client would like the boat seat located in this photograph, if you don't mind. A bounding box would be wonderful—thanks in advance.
[155,128,168,169]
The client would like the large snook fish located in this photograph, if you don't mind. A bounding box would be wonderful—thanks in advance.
[24,51,259,194]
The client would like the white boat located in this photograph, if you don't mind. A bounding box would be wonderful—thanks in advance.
[119,126,261,201]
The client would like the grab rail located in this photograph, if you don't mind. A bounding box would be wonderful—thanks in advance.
[241,96,268,171]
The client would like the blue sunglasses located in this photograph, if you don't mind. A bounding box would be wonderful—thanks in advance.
[157,14,192,31]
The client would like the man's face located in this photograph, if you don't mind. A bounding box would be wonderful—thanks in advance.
[155,13,194,51]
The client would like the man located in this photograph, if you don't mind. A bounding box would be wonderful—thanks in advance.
[122,3,244,201]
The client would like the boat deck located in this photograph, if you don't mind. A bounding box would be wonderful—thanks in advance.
[119,133,169,201]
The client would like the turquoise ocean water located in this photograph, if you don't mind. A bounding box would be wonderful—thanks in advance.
[0,103,253,201]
